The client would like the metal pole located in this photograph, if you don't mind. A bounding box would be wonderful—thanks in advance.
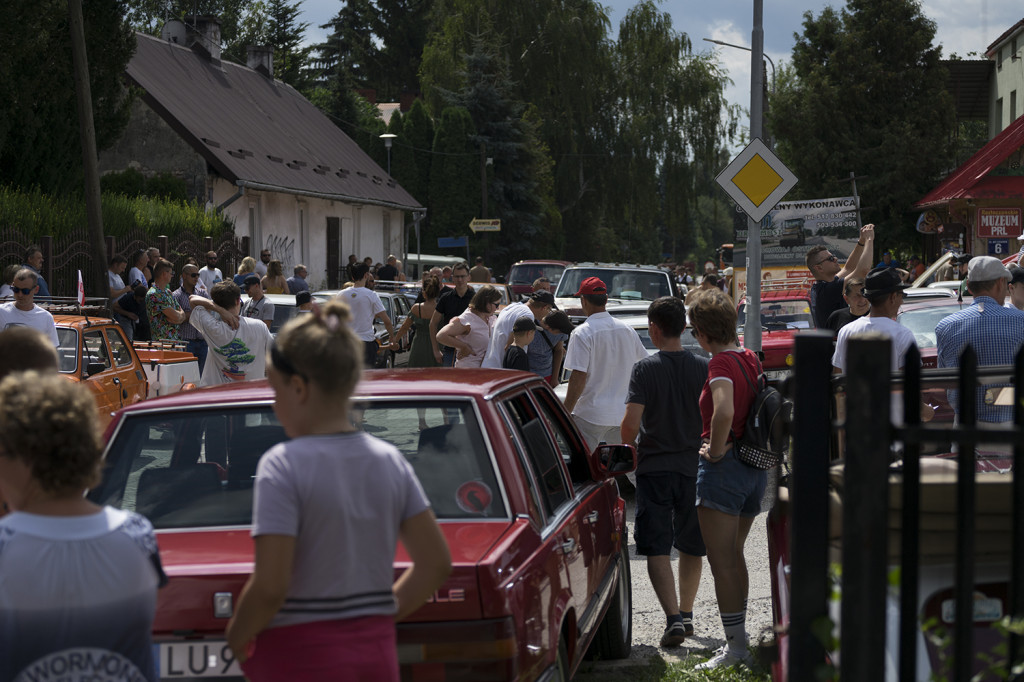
[744,0,765,353]
[68,0,108,296]
[849,172,864,227]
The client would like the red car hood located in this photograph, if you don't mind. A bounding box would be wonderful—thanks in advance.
[738,329,800,371]
[153,521,513,633]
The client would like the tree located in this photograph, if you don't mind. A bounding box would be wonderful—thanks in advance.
[402,98,435,209]
[427,107,478,250]
[0,0,135,194]
[768,0,956,244]
[219,0,311,91]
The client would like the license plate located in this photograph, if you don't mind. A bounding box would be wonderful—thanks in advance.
[158,641,241,677]
[765,369,790,382]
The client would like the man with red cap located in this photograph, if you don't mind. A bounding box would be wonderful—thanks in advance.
[562,276,648,452]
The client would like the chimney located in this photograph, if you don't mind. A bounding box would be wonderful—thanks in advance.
[185,15,222,64]
[247,46,274,79]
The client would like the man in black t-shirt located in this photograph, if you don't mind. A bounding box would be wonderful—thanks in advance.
[807,223,875,329]
[376,255,399,282]
[620,297,709,647]
[429,262,474,366]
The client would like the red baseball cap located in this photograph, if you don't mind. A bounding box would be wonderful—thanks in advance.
[575,276,607,296]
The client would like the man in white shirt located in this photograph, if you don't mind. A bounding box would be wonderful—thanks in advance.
[127,249,149,289]
[198,251,224,291]
[832,267,916,373]
[189,281,273,385]
[562,277,648,451]
[241,276,275,329]
[481,291,554,368]
[0,269,59,347]
[336,262,395,367]
[107,255,131,300]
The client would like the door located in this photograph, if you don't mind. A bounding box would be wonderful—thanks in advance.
[326,217,340,288]
[105,325,147,406]
[82,329,118,418]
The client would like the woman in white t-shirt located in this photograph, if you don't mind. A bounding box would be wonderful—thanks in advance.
[226,301,450,681]
[435,285,501,368]
[0,372,165,681]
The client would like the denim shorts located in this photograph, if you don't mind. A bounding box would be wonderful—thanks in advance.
[634,472,705,557]
[696,446,767,517]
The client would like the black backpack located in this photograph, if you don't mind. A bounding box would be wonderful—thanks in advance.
[726,353,793,469]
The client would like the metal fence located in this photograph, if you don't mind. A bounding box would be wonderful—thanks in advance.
[787,332,1023,681]
[0,228,250,297]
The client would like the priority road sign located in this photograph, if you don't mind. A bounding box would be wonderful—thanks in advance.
[716,138,797,223]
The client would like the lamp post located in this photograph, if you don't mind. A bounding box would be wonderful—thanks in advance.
[379,133,396,175]
[702,38,776,94]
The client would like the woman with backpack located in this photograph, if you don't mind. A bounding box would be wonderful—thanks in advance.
[687,288,767,670]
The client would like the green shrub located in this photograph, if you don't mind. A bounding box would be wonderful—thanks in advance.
[144,172,188,202]
[100,168,146,197]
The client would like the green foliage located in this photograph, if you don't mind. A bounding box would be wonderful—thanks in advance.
[768,0,956,245]
[100,170,187,201]
[427,107,479,249]
[0,186,232,239]
[402,99,436,207]
[0,0,136,194]
[143,172,188,201]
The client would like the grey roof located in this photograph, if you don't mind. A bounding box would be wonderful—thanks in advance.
[127,32,423,211]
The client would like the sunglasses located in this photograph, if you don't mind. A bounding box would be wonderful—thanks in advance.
[186,273,200,278]
[12,286,34,295]
[815,254,838,266]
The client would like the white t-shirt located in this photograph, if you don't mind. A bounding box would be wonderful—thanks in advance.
[0,507,164,682]
[190,307,273,384]
[336,287,385,342]
[0,302,59,347]
[198,266,223,291]
[108,270,127,297]
[832,315,918,372]
[481,301,533,368]
[0,284,12,299]
[564,311,648,425]
[127,266,147,288]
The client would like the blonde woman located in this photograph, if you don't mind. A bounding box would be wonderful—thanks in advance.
[226,302,450,680]
[261,260,290,294]
[234,257,257,286]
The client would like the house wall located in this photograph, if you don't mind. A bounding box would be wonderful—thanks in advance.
[98,99,209,200]
[212,179,404,291]
[991,29,1024,137]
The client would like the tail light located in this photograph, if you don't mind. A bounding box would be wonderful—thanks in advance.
[398,617,516,682]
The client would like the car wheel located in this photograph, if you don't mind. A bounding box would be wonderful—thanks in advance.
[554,637,570,682]
[587,541,632,660]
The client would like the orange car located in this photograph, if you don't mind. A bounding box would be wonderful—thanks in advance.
[54,313,198,428]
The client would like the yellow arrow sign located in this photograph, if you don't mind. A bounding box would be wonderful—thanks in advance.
[470,218,501,233]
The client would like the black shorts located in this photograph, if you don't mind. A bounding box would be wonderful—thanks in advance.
[634,471,706,557]
[363,340,379,368]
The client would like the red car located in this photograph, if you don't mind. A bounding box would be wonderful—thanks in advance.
[91,370,635,681]
[506,259,572,297]
[737,281,814,381]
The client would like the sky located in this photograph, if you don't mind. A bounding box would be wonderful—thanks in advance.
[296,0,1022,138]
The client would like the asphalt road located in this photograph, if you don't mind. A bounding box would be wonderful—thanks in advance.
[581,473,778,675]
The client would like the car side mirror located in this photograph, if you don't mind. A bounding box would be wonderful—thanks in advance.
[592,443,636,479]
[86,361,106,377]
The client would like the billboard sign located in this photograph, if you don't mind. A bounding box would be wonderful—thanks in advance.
[733,196,860,268]
[976,208,1022,239]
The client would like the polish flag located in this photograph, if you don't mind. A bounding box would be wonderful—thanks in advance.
[77,270,85,306]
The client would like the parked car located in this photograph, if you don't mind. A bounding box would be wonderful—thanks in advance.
[507,259,572,297]
[312,289,413,368]
[896,299,967,368]
[554,263,678,324]
[737,281,814,382]
[52,302,199,428]
[239,293,306,336]
[90,370,636,681]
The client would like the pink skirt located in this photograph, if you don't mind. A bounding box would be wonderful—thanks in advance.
[240,615,398,682]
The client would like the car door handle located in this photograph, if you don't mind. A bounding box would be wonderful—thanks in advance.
[584,511,598,524]
[560,538,576,554]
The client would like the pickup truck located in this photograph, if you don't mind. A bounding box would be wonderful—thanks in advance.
[52,303,199,427]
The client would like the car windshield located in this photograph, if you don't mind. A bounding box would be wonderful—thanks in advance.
[555,268,671,301]
[897,304,963,349]
[90,400,506,528]
[736,300,813,329]
[508,263,566,286]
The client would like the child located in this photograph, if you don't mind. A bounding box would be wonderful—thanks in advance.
[226,301,451,681]
[503,316,536,371]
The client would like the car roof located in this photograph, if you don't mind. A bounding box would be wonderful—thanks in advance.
[510,259,571,266]
[898,299,967,313]
[563,262,668,273]
[112,369,543,415]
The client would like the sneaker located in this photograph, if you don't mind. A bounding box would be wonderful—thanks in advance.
[660,621,687,647]
[681,617,694,637]
[695,645,754,670]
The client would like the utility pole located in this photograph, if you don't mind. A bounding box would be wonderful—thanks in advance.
[479,142,488,219]
[68,0,108,295]
[744,0,766,353]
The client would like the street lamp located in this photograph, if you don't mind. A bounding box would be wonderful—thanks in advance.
[703,38,776,93]
[379,133,397,175]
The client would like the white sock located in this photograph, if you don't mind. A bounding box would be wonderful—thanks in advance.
[720,610,747,653]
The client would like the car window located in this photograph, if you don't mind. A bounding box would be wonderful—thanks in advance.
[394,295,410,317]
[509,264,565,286]
[532,388,591,486]
[380,296,394,320]
[737,299,813,329]
[271,303,297,335]
[897,305,961,348]
[56,327,78,373]
[501,393,570,516]
[92,401,507,529]
[83,330,111,371]
[105,327,134,367]
[555,268,670,301]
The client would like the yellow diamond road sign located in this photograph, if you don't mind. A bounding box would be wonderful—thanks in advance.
[716,138,797,223]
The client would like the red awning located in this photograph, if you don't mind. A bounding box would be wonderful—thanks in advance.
[916,115,1024,209]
